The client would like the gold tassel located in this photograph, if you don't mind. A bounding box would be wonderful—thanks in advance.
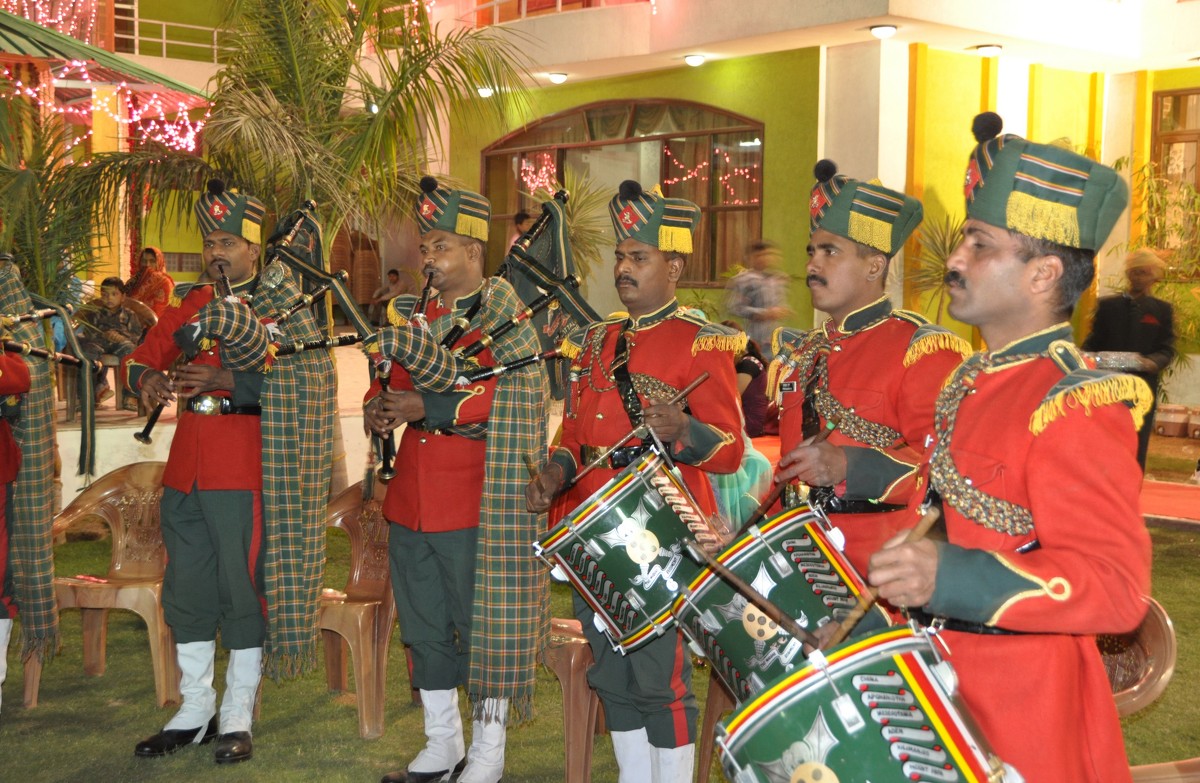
[904,332,972,367]
[168,292,182,308]
[1029,374,1154,435]
[1007,191,1080,247]
[386,299,408,327]
[659,226,694,254]
[557,337,582,361]
[691,332,747,356]
[242,219,262,246]
[455,213,490,242]
[766,358,788,401]
[848,212,893,254]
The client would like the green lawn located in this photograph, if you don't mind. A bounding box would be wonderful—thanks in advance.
[0,526,1194,781]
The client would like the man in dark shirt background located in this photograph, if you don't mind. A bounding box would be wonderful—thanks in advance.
[1083,247,1176,469]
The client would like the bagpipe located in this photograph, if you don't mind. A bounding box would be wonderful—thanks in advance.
[0,305,86,366]
[468,191,599,394]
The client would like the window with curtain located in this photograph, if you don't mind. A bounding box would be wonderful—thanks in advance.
[1154,89,1200,189]
[482,99,763,286]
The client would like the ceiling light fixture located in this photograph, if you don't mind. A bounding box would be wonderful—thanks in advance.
[476,86,495,98]
[684,54,706,67]
[974,44,1003,57]
[547,72,568,84]
[869,25,897,39]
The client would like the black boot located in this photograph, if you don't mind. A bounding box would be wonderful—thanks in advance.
[380,758,466,783]
[134,716,218,757]
[214,731,254,764]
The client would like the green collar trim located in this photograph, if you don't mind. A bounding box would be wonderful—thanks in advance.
[989,323,1073,360]
[441,281,485,310]
[835,296,892,333]
[629,298,679,329]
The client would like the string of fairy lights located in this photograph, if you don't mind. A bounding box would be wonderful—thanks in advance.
[1,0,96,43]
[1,60,207,151]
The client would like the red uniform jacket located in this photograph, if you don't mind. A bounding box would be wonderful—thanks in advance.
[365,288,499,532]
[126,281,265,493]
[550,301,745,523]
[0,352,31,484]
[773,297,969,573]
[917,324,1151,782]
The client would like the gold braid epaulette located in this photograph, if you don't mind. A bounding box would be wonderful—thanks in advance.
[557,337,582,361]
[904,330,972,367]
[929,353,1036,536]
[1029,373,1153,435]
[691,331,746,356]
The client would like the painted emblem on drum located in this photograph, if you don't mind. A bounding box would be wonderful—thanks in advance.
[758,708,842,783]
[598,500,682,591]
[712,563,811,673]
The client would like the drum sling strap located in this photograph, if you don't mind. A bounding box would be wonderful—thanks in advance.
[611,320,645,429]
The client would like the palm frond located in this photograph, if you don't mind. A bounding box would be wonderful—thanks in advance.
[908,213,964,324]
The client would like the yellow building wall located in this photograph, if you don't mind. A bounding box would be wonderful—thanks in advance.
[1029,66,1095,155]
[140,193,203,283]
[904,46,984,344]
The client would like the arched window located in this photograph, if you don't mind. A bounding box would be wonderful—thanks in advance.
[482,99,763,286]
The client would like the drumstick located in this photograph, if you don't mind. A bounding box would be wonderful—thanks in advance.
[684,540,823,651]
[733,415,843,539]
[823,505,942,649]
[566,371,710,489]
[522,454,540,480]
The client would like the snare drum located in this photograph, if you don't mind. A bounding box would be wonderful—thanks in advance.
[671,505,887,701]
[717,626,1009,783]
[534,450,719,653]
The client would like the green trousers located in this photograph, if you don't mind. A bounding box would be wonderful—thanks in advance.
[388,524,478,690]
[573,592,698,747]
[160,486,265,648]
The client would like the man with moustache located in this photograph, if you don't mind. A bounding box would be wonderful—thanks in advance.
[128,181,335,764]
[868,113,1151,782]
[526,180,744,783]
[366,177,547,783]
[769,160,970,576]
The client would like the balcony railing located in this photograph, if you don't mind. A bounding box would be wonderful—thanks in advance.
[112,2,228,63]
[469,0,648,27]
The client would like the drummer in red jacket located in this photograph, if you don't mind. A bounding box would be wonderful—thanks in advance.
[868,113,1152,782]
[526,180,744,783]
[770,161,970,578]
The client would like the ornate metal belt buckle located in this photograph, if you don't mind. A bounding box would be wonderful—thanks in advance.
[192,395,220,416]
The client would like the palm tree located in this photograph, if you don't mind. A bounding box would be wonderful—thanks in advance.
[0,77,96,302]
[58,0,530,252]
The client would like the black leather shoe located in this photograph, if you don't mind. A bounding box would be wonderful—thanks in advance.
[134,716,218,757]
[213,731,253,764]
[380,757,466,783]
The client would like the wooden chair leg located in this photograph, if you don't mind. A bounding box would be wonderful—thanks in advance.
[22,653,42,708]
[79,608,109,677]
[696,670,735,783]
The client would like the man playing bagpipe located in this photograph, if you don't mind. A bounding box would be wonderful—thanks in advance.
[364,177,548,783]
[0,259,78,720]
[0,323,32,716]
[127,180,335,764]
[525,180,744,783]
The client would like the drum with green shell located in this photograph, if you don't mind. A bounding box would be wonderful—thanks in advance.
[671,505,889,702]
[534,449,719,653]
[716,626,1011,783]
